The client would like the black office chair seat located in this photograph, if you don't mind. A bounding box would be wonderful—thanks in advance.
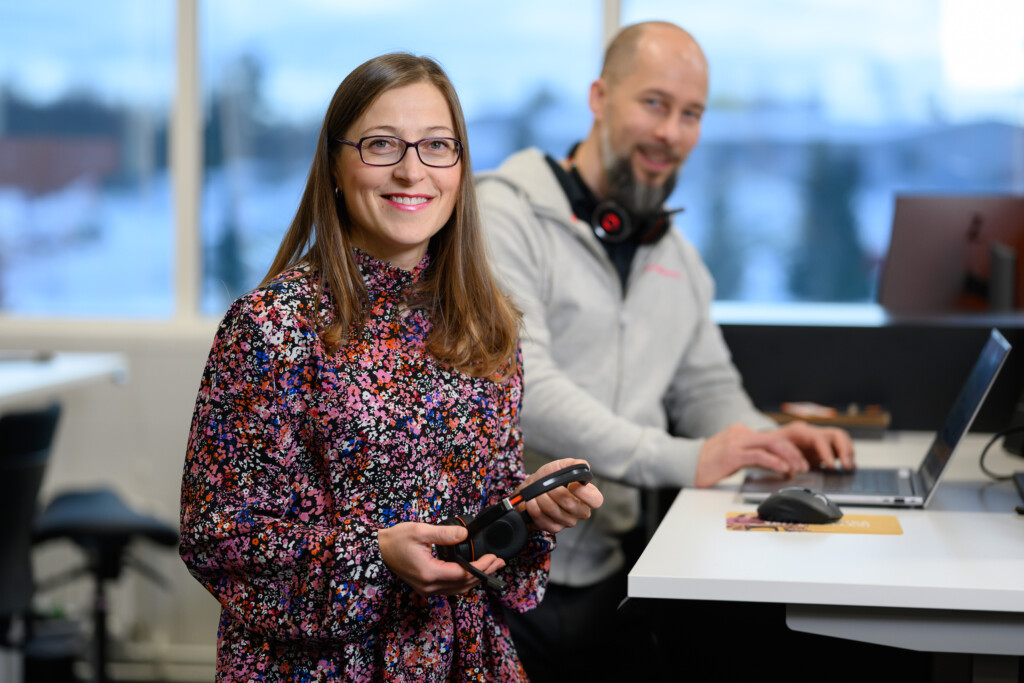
[33,488,179,683]
[35,489,179,581]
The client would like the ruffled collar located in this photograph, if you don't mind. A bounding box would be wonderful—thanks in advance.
[353,248,430,299]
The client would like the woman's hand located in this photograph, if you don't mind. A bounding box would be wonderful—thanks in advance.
[517,458,604,534]
[378,521,504,596]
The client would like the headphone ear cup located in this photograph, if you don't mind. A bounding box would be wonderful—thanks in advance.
[474,510,528,560]
[437,516,476,561]
[591,200,632,244]
[437,510,528,562]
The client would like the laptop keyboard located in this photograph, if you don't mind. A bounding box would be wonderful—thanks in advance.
[822,468,902,494]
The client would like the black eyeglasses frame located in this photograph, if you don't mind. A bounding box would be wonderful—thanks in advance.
[337,135,463,168]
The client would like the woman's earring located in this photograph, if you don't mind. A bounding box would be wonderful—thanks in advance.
[334,187,340,198]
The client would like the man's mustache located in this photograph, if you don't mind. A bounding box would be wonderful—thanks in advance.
[636,143,684,168]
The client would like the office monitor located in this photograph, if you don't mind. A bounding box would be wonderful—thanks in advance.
[878,195,1024,313]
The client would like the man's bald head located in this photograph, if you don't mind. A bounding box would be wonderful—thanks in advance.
[573,19,709,206]
[600,21,707,90]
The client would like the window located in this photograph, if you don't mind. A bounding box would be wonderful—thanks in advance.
[0,1,175,317]
[3,1,1019,317]
[199,0,602,314]
[625,0,1024,302]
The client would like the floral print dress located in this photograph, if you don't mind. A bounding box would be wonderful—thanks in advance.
[180,250,553,681]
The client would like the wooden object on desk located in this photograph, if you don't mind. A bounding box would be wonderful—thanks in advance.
[766,402,891,439]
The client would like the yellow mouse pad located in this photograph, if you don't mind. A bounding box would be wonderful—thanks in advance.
[726,512,903,535]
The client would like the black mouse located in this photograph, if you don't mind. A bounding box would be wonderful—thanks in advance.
[756,486,843,524]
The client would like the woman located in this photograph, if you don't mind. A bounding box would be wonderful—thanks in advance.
[180,53,602,681]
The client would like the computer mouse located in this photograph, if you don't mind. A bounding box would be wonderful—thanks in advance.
[756,486,843,524]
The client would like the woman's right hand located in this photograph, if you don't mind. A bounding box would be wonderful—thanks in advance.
[378,521,505,596]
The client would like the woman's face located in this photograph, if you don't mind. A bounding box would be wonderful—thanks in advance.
[337,81,461,271]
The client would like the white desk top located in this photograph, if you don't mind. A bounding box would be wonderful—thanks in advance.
[628,433,1024,614]
[0,351,129,410]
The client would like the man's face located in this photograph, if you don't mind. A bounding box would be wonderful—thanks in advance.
[591,33,708,213]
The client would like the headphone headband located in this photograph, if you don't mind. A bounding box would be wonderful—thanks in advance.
[509,463,592,506]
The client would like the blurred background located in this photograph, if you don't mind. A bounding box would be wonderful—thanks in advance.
[2,0,1021,317]
[0,1,1021,680]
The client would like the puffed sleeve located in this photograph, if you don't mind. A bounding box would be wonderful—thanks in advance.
[179,294,397,644]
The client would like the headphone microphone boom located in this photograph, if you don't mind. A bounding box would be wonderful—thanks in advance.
[435,463,593,591]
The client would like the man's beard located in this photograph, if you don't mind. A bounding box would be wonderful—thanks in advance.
[600,129,678,218]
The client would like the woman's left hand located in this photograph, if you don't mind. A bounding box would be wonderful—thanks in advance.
[378,521,505,596]
[516,458,604,534]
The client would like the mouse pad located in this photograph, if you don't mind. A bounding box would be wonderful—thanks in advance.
[725,512,903,535]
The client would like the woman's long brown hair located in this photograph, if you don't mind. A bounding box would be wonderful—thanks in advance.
[260,53,519,379]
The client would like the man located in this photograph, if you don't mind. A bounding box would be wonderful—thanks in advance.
[476,20,855,680]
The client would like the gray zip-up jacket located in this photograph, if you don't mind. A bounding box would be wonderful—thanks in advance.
[477,148,775,586]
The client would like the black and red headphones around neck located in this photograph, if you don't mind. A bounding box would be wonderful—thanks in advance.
[547,153,680,245]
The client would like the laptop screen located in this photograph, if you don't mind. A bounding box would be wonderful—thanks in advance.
[917,329,1011,497]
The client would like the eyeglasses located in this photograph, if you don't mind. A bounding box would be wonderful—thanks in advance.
[338,135,463,168]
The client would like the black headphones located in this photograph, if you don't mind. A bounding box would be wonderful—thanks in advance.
[435,463,593,591]
[548,155,678,245]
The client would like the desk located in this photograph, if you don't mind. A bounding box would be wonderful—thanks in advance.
[0,352,128,410]
[628,433,1024,681]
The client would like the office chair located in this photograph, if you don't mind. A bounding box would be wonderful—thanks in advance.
[33,487,179,683]
[0,405,62,678]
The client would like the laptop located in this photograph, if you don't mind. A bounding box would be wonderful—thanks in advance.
[740,328,1011,507]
